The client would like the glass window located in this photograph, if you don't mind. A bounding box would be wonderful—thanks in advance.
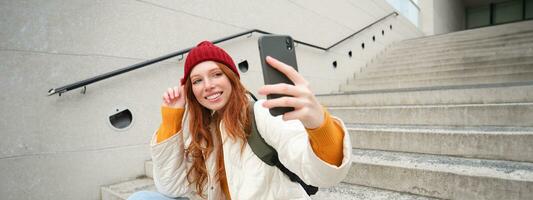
[386,0,420,27]
[493,0,523,24]
[466,5,491,29]
[526,0,533,19]
[466,0,531,29]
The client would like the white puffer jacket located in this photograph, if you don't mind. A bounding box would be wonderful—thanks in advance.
[150,100,352,199]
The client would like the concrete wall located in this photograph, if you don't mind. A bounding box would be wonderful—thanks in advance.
[434,0,465,34]
[419,0,465,35]
[419,0,435,35]
[0,0,422,199]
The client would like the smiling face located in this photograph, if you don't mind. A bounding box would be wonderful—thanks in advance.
[189,61,233,111]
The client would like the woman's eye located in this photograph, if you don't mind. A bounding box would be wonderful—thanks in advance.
[192,79,202,85]
[214,72,223,77]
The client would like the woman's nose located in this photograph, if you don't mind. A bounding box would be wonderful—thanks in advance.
[203,78,215,90]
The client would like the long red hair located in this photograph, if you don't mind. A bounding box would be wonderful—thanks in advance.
[183,62,251,197]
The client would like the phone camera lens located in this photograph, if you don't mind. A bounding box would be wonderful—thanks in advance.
[286,38,292,51]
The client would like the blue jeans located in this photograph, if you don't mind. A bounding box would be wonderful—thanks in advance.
[127,191,189,200]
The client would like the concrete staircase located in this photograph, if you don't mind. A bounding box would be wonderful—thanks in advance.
[101,162,156,200]
[101,160,434,199]
[101,20,533,200]
[317,20,533,199]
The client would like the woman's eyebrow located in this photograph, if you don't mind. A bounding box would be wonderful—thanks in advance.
[190,68,221,78]
[190,74,200,79]
[209,68,222,73]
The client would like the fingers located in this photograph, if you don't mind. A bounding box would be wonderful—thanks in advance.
[281,108,307,121]
[163,87,181,104]
[283,107,324,129]
[173,86,180,98]
[162,94,168,104]
[178,85,186,101]
[258,83,304,97]
[265,56,306,85]
[167,88,174,99]
[262,96,306,109]
[163,88,171,104]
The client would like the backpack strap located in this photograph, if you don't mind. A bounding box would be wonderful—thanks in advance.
[247,100,278,166]
[246,95,319,195]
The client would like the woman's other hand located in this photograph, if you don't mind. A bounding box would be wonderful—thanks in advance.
[258,56,324,129]
[162,85,186,109]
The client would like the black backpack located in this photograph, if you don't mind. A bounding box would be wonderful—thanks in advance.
[246,93,319,195]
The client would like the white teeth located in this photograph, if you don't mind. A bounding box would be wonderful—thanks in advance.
[206,92,222,100]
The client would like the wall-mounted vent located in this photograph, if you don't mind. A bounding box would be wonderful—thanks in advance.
[109,108,133,131]
[238,60,249,73]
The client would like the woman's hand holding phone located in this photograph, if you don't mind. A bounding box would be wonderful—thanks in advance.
[258,56,325,129]
[162,85,186,109]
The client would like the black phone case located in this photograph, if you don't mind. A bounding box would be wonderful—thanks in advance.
[258,35,299,116]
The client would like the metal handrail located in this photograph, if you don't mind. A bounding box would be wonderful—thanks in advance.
[408,0,421,11]
[47,12,398,96]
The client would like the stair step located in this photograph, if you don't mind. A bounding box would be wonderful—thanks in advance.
[381,43,533,65]
[320,82,533,106]
[101,178,156,200]
[402,28,533,46]
[99,179,436,200]
[386,36,533,60]
[352,64,533,85]
[110,163,435,200]
[366,56,533,74]
[341,72,533,91]
[402,24,533,42]
[311,182,436,200]
[395,21,533,47]
[328,102,533,126]
[398,27,533,47]
[386,32,533,56]
[383,51,533,71]
[145,161,153,179]
[369,50,533,70]
[347,124,533,162]
[361,60,533,79]
[346,149,533,199]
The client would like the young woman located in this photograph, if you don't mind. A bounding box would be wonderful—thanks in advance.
[128,41,351,200]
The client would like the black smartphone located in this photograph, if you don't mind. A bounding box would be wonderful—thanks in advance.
[258,35,299,116]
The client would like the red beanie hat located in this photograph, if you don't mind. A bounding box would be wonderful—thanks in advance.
[181,41,239,85]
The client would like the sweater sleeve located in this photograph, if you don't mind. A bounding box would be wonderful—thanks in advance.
[254,100,351,187]
[156,106,185,143]
[306,110,344,167]
[151,107,192,197]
